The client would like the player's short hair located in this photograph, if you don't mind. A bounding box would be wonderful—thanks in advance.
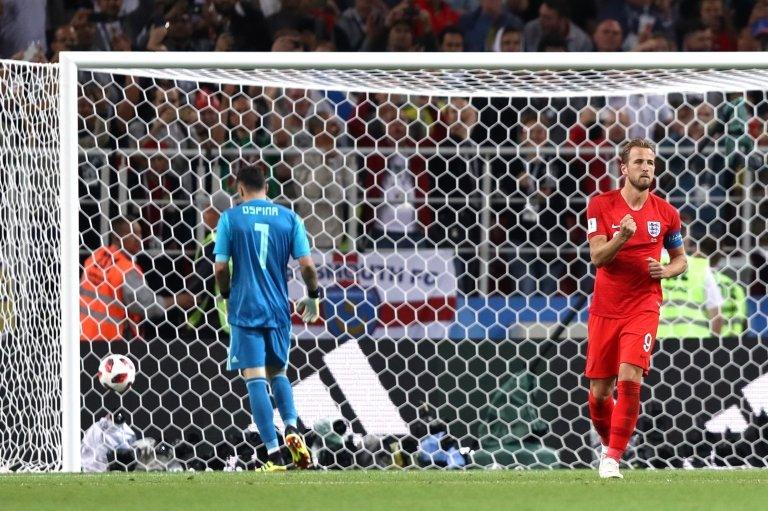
[619,138,656,164]
[236,165,267,192]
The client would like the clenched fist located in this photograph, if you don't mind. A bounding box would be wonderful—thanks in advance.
[647,257,666,279]
[619,214,636,241]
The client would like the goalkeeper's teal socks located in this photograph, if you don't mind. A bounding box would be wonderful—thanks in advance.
[270,374,298,429]
[245,377,280,452]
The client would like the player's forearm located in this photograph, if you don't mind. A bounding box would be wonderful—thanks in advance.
[124,269,166,319]
[706,306,724,336]
[711,314,723,336]
[300,264,319,294]
[214,262,231,298]
[663,253,687,279]
[590,236,628,267]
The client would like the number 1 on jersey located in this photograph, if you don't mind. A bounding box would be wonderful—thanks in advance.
[253,223,269,269]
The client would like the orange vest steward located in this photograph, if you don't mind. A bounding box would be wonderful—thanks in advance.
[80,244,142,341]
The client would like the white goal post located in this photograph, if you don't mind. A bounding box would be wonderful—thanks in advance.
[3,51,767,472]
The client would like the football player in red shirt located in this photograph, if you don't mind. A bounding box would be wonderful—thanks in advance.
[585,138,687,478]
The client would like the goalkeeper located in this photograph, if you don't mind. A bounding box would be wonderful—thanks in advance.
[214,165,320,472]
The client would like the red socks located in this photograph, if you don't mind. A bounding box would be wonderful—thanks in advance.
[588,391,614,447]
[607,380,642,462]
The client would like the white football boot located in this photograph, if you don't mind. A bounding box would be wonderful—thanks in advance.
[598,455,623,479]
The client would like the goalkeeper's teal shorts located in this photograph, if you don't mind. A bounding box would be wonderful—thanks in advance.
[227,324,291,371]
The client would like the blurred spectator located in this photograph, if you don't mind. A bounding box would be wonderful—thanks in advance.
[186,191,232,339]
[291,114,354,249]
[416,0,461,35]
[445,0,479,16]
[360,6,432,50]
[538,33,567,51]
[315,38,337,51]
[77,85,110,224]
[71,8,98,51]
[658,101,728,239]
[567,105,618,197]
[89,0,153,51]
[494,114,566,294]
[737,26,761,50]
[680,19,713,51]
[748,0,768,50]
[267,0,325,49]
[364,18,423,50]
[632,30,676,50]
[7,0,765,58]
[153,1,213,52]
[592,18,624,51]
[49,25,78,62]
[711,255,748,338]
[438,25,465,51]
[427,98,482,290]
[658,236,724,339]
[427,97,480,247]
[220,91,272,193]
[80,218,194,342]
[492,22,523,51]
[523,0,593,52]
[358,102,431,248]
[459,0,523,51]
[206,0,271,51]
[214,31,234,51]
[609,93,673,139]
[698,0,736,51]
[0,0,47,58]
[78,87,109,152]
[597,0,676,51]
[271,29,306,51]
[336,0,388,51]
[383,0,437,50]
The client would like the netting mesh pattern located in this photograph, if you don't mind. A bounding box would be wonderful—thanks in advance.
[3,61,768,470]
[90,67,768,98]
[68,66,768,470]
[0,61,61,471]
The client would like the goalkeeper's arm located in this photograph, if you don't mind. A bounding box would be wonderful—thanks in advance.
[296,255,321,323]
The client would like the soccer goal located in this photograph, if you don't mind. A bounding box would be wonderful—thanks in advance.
[1,53,766,472]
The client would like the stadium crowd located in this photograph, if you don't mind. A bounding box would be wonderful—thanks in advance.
[3,0,768,58]
[3,0,766,303]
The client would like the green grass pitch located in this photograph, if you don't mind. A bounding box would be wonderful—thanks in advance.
[1,470,766,511]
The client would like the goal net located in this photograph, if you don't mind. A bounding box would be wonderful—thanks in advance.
[2,55,768,471]
[0,61,61,471]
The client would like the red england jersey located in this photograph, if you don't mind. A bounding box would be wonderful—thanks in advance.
[586,190,682,318]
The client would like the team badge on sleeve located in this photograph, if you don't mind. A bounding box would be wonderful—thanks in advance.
[647,221,661,237]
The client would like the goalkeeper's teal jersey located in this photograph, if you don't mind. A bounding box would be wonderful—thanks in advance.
[213,199,311,328]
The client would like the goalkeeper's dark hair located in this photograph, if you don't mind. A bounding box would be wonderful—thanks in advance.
[236,165,267,192]
[619,138,656,164]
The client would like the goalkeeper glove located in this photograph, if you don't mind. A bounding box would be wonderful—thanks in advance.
[296,290,321,323]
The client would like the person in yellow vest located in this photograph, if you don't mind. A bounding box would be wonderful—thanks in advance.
[80,218,194,341]
[706,245,748,337]
[187,191,232,338]
[658,237,724,339]
[714,271,747,337]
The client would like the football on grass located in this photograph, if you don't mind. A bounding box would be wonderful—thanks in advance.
[97,355,136,393]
